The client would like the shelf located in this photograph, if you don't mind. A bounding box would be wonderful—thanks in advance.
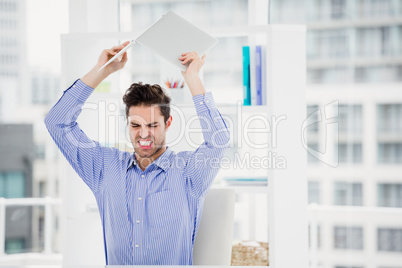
[213,184,268,194]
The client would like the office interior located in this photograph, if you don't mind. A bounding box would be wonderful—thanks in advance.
[0,0,401,267]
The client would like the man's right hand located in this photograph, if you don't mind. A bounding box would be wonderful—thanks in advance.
[81,41,130,89]
[96,41,130,74]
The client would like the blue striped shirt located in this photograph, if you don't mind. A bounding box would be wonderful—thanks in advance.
[44,79,230,265]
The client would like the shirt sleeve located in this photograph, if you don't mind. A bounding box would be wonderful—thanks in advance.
[183,92,230,199]
[44,79,105,193]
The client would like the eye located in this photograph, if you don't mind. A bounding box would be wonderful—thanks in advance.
[131,124,140,128]
[149,125,157,128]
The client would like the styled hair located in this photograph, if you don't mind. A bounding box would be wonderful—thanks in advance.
[122,82,171,123]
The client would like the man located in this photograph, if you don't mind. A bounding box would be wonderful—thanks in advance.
[44,41,230,265]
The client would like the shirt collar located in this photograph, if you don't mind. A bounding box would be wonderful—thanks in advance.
[127,146,173,172]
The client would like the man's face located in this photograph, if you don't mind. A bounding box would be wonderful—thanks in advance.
[128,104,172,160]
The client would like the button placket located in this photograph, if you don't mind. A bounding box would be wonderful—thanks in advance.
[133,172,146,261]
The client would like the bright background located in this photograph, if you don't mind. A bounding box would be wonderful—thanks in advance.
[0,0,401,267]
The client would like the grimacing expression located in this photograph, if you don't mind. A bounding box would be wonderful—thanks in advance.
[128,104,172,159]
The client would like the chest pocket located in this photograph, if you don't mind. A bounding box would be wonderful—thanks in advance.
[146,190,179,227]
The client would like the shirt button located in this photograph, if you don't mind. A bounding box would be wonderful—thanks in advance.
[135,244,139,248]
[138,197,142,201]
[141,174,145,178]
[199,101,203,104]
[136,220,140,224]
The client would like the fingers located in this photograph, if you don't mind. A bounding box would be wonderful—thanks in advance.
[98,41,130,72]
[179,55,192,65]
[179,51,203,65]
[112,41,130,51]
[104,41,131,57]
[121,51,128,63]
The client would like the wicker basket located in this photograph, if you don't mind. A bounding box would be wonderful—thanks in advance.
[231,241,269,266]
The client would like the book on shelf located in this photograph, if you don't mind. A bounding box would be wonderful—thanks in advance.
[260,45,267,106]
[249,45,257,106]
[255,45,262,105]
[242,45,267,106]
[242,46,251,106]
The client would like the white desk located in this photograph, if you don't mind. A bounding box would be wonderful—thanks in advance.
[6,265,269,268]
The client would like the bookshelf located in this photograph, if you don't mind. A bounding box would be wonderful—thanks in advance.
[60,24,307,267]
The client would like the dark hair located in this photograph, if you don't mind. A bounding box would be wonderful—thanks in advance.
[122,82,171,123]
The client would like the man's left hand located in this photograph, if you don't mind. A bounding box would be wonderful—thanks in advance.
[179,51,206,77]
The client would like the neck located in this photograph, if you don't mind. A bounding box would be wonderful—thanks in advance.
[135,146,167,171]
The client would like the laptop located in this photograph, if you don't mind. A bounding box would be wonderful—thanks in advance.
[136,11,218,71]
[99,11,218,72]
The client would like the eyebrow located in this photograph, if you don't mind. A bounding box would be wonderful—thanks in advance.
[130,122,159,126]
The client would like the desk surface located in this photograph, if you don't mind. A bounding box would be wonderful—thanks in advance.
[6,265,269,268]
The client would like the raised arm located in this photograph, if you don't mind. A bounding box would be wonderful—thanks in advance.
[44,42,130,193]
[179,52,206,96]
[82,41,130,88]
[179,52,231,199]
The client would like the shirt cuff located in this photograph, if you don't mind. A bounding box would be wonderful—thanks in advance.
[192,92,216,114]
[64,79,95,103]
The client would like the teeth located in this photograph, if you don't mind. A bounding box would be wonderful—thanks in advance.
[139,140,152,146]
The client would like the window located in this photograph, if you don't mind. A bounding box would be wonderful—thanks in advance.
[334,182,363,206]
[378,228,402,252]
[377,104,402,164]
[339,105,362,133]
[380,27,392,56]
[31,75,60,105]
[377,183,402,207]
[34,143,45,159]
[314,29,350,59]
[334,226,364,250]
[308,181,320,204]
[357,28,381,58]
[355,66,402,83]
[5,238,25,254]
[307,143,320,163]
[306,105,320,163]
[306,105,320,133]
[367,0,394,18]
[308,224,321,248]
[39,181,46,198]
[0,172,25,198]
[377,104,402,134]
[320,67,354,83]
[331,0,347,19]
[122,0,248,30]
[378,143,402,164]
[337,143,363,163]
